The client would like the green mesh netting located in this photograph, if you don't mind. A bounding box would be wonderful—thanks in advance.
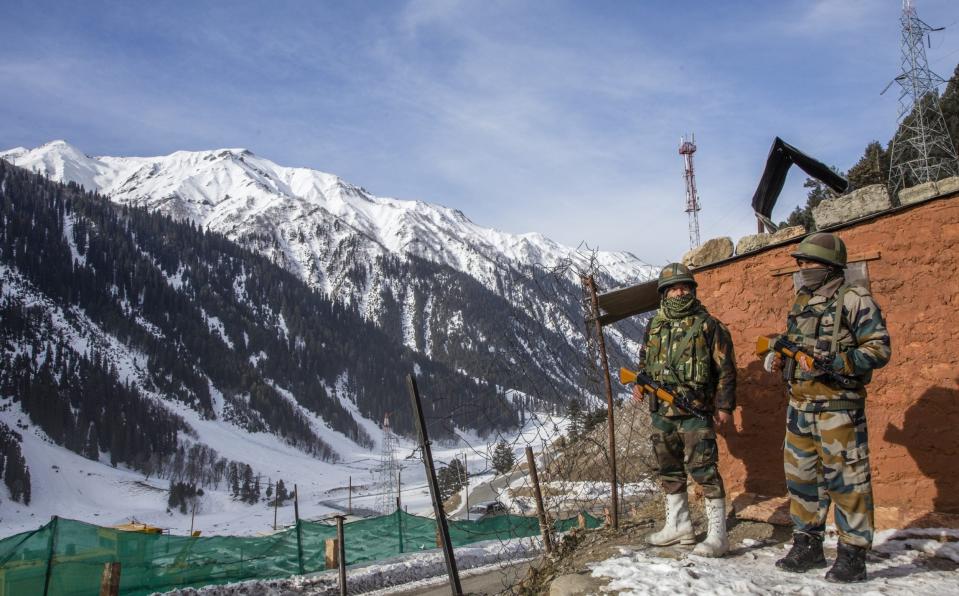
[0,511,601,595]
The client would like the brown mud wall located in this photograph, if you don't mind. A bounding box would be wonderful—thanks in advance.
[693,194,959,529]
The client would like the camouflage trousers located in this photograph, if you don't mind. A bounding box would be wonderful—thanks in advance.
[784,405,874,548]
[650,412,725,499]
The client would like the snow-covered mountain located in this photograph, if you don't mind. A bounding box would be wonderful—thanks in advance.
[0,143,655,533]
[2,140,655,412]
[0,141,654,299]
[0,161,537,533]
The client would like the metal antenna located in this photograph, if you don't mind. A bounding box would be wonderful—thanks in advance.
[374,413,401,514]
[887,0,959,200]
[679,134,702,249]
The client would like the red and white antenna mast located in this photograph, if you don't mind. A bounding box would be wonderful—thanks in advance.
[679,134,702,249]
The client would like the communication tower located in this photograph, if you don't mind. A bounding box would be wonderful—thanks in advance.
[886,0,959,198]
[679,134,702,249]
[374,413,400,515]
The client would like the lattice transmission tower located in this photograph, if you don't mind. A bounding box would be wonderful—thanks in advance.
[679,134,702,249]
[373,413,401,515]
[886,0,959,198]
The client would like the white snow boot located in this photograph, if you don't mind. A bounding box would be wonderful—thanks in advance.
[647,492,695,546]
[693,498,729,557]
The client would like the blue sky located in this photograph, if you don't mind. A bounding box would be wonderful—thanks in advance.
[2,0,958,264]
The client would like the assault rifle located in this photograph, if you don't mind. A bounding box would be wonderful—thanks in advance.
[755,334,858,388]
[618,368,709,420]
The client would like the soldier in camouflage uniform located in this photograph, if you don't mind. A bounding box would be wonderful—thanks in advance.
[635,263,736,557]
[765,233,891,583]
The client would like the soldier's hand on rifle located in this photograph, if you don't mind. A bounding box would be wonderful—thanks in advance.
[631,384,645,401]
[764,352,783,373]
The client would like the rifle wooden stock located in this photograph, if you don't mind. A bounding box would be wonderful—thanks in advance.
[755,334,856,387]
[755,335,815,371]
[618,367,708,419]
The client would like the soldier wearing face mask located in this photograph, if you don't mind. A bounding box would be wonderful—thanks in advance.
[636,263,736,558]
[767,233,891,583]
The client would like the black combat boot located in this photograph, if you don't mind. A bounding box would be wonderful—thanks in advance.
[825,542,867,583]
[775,532,827,573]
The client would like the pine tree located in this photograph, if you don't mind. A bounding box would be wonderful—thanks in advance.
[491,440,515,475]
[437,458,467,501]
[275,479,289,505]
[846,142,890,191]
[567,399,584,440]
[940,63,959,159]
[781,177,839,231]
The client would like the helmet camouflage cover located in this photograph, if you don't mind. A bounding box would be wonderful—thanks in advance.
[657,262,697,291]
[791,233,847,268]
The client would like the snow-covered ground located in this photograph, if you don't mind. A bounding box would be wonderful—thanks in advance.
[591,529,959,595]
[160,538,538,595]
[0,400,570,538]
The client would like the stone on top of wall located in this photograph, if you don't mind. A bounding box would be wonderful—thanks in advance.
[812,184,891,229]
[735,225,805,256]
[772,225,805,243]
[682,236,733,268]
[898,175,959,206]
[735,233,769,256]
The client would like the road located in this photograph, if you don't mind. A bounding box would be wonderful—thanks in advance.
[384,560,534,595]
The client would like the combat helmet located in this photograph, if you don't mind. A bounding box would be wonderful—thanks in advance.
[657,262,697,292]
[791,233,847,268]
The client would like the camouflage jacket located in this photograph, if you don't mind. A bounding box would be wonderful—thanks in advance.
[638,304,737,417]
[784,276,891,410]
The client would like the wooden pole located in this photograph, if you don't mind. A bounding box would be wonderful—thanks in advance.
[273,484,279,531]
[348,476,353,515]
[189,501,196,536]
[396,500,405,553]
[583,274,619,530]
[99,561,121,596]
[463,453,469,521]
[325,538,338,569]
[294,484,304,575]
[335,515,347,596]
[407,374,463,596]
[525,446,553,554]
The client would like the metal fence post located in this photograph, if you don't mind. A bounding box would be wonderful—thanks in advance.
[294,484,304,574]
[42,516,58,596]
[335,515,347,596]
[407,374,463,596]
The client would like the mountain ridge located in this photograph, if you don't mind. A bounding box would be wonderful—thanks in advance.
[0,141,655,299]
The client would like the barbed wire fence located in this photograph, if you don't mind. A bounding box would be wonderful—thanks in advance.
[396,245,662,594]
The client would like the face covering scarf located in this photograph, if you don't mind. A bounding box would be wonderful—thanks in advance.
[798,267,832,290]
[662,293,699,319]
